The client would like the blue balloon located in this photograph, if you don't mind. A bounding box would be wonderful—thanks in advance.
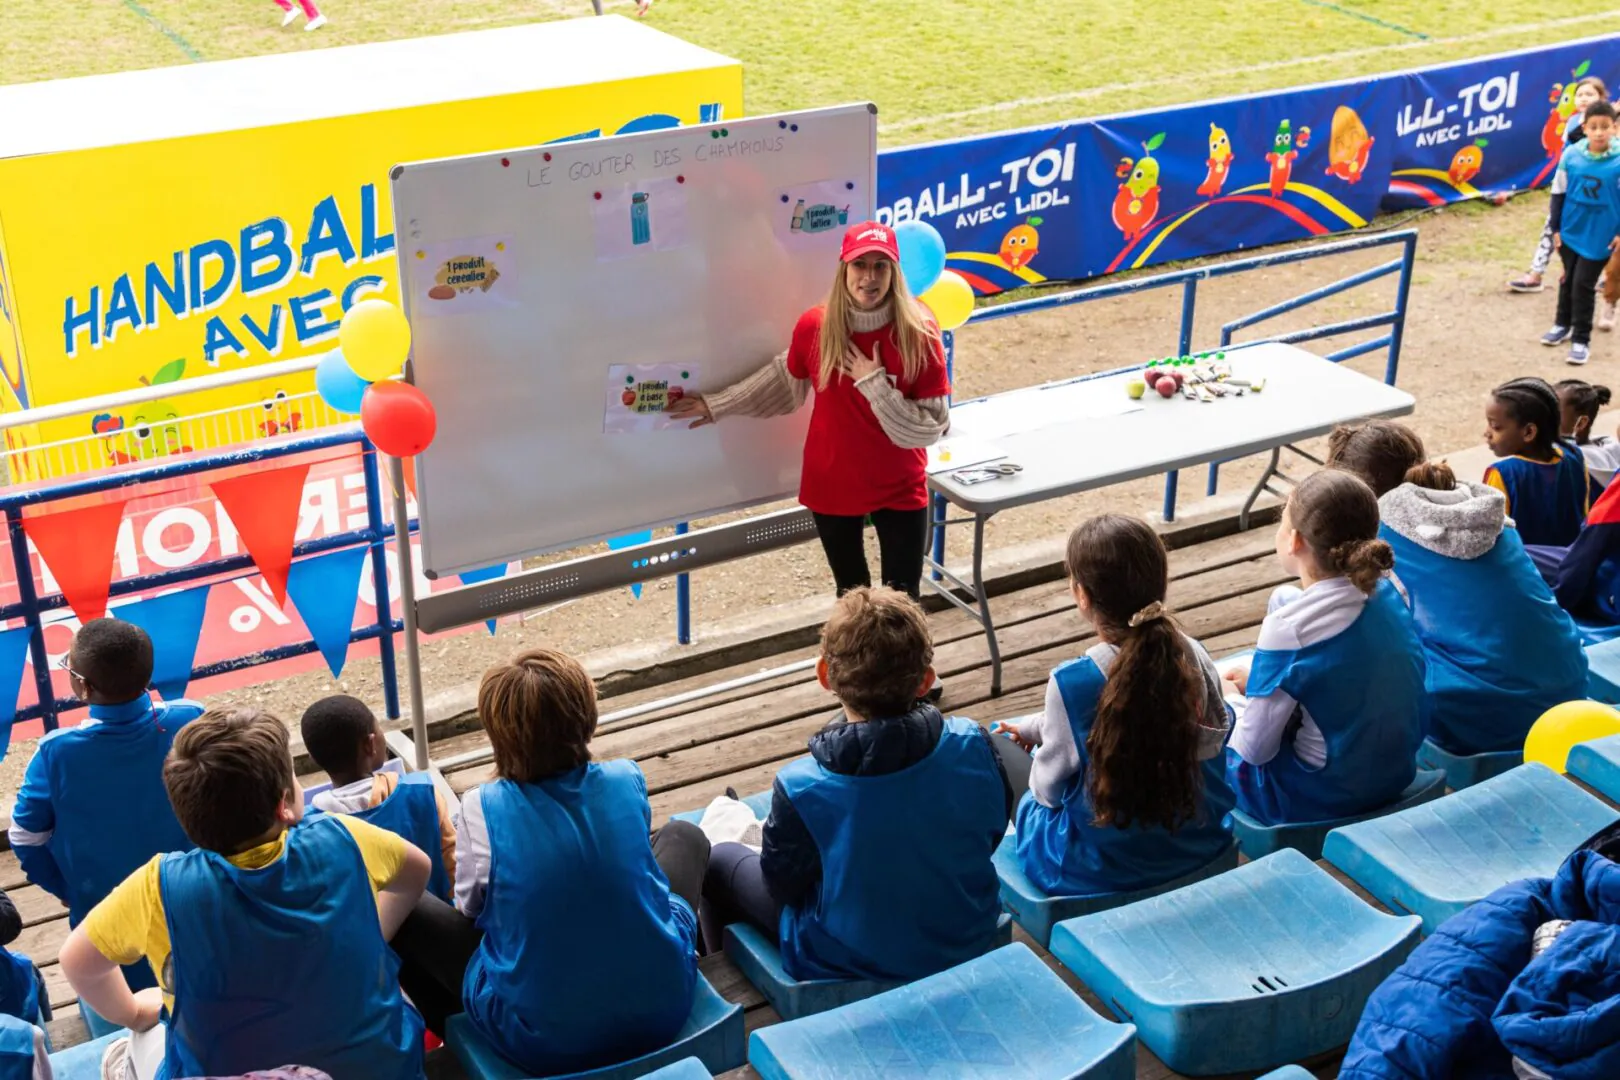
[315,349,368,415]
[895,220,947,295]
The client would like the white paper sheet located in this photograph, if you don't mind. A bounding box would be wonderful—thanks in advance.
[774,179,857,243]
[926,436,1008,475]
[592,177,690,261]
[410,235,518,313]
[603,363,701,433]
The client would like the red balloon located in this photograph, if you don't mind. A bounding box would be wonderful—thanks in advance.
[361,381,437,457]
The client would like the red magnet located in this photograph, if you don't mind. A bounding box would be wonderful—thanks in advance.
[500,158,510,168]
[543,152,552,162]
[594,192,602,200]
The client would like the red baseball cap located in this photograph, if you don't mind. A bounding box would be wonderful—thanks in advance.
[840,221,900,263]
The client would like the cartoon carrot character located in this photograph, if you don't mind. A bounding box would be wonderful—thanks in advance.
[1112,133,1164,245]
[998,217,1042,270]
[1449,139,1488,187]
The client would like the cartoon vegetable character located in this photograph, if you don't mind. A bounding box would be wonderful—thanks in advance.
[1323,106,1375,184]
[1265,119,1298,198]
[1449,138,1488,186]
[102,359,194,464]
[998,217,1042,270]
[1543,62,1591,158]
[1196,123,1233,198]
[1112,133,1164,245]
[258,388,305,437]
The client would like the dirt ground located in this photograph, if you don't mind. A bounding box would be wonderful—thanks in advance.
[0,192,1579,797]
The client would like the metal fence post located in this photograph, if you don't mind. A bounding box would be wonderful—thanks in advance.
[675,521,691,645]
[360,441,400,721]
[1162,279,1199,522]
[1387,233,1416,386]
[932,330,956,580]
[5,508,56,731]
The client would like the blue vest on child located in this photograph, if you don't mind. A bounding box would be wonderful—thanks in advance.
[1383,523,1587,755]
[464,762,697,1076]
[1227,580,1427,824]
[776,716,1005,982]
[352,773,450,901]
[1487,446,1591,547]
[1015,657,1235,896]
[1558,141,1620,261]
[0,952,38,1029]
[0,1017,33,1080]
[158,816,423,1080]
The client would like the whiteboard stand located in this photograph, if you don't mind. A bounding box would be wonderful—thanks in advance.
[390,453,432,770]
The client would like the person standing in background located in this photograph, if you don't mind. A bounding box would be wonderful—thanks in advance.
[270,0,326,31]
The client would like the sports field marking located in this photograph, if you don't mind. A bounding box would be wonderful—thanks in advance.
[1298,0,1429,40]
[878,12,1620,135]
[121,0,204,63]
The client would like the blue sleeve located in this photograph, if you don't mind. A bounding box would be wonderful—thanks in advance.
[8,750,66,903]
[1556,521,1619,614]
[759,777,820,909]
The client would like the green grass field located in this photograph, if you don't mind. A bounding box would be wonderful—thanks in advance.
[3,0,1618,146]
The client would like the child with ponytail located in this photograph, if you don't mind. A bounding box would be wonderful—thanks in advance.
[1223,471,1427,824]
[995,515,1234,896]
[1329,421,1585,756]
[1557,379,1620,488]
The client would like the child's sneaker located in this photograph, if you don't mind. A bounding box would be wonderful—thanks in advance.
[1510,274,1546,293]
[281,7,300,26]
[1570,342,1591,365]
[100,1036,131,1080]
[1543,325,1573,346]
[304,13,327,30]
[1601,301,1617,331]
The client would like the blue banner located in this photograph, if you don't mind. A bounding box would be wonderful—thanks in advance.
[877,34,1620,294]
[286,547,369,678]
[119,587,210,702]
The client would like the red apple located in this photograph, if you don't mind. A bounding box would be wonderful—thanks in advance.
[668,386,685,403]
[621,389,637,407]
[1156,378,1177,398]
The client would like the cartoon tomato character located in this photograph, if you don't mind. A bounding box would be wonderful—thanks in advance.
[1449,139,1487,186]
[1112,133,1164,245]
[997,217,1042,270]
[1196,123,1233,199]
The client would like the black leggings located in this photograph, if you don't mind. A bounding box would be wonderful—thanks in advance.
[392,819,711,1036]
[1559,245,1608,345]
[812,506,931,599]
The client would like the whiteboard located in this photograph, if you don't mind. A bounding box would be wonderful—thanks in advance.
[391,103,877,577]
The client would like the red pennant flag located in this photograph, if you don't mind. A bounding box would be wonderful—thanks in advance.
[211,463,311,607]
[401,456,417,501]
[23,500,128,624]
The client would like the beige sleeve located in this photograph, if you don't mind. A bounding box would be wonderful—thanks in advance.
[705,351,807,420]
[854,373,951,449]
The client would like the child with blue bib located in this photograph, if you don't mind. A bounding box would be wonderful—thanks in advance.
[8,620,203,995]
[701,587,1015,983]
[301,695,457,901]
[992,515,1234,896]
[1484,377,1594,546]
[59,707,432,1080]
[1540,99,1620,364]
[387,649,711,1074]
[1223,470,1428,825]
[1329,421,1586,756]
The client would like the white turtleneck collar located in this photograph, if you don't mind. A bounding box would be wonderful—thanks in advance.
[847,303,894,334]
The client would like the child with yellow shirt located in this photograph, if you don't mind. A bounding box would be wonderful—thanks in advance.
[58,708,431,1080]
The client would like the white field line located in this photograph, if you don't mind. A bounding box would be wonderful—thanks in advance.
[879,14,1620,135]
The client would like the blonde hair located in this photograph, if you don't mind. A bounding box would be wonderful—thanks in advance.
[816,258,940,392]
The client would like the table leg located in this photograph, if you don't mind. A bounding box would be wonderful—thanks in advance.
[1240,447,1283,532]
[972,514,1003,697]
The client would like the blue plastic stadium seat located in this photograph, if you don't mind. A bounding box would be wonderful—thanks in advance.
[1323,763,1620,935]
[78,1001,123,1040]
[1229,769,1447,861]
[1047,848,1421,1076]
[993,836,1240,948]
[1569,734,1620,802]
[1587,639,1620,704]
[444,972,744,1080]
[748,943,1135,1080]
[1576,618,1620,648]
[724,914,1014,1021]
[1415,738,1522,791]
[1256,1069,1316,1080]
[49,1031,127,1080]
[670,789,773,827]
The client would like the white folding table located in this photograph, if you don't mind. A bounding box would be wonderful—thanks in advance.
[926,341,1416,694]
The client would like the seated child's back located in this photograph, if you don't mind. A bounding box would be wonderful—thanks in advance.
[1009,515,1234,895]
[1224,471,1427,824]
[301,695,456,900]
[1484,377,1594,546]
[61,708,430,1080]
[8,621,202,988]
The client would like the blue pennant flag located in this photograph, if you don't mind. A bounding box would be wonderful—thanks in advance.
[0,626,32,762]
[458,564,509,635]
[286,547,369,678]
[118,587,210,702]
[607,530,654,600]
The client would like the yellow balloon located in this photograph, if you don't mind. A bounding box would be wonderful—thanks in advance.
[1524,700,1620,772]
[339,299,413,382]
[919,271,976,332]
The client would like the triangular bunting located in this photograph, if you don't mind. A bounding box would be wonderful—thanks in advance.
[0,626,33,762]
[23,500,128,623]
[457,564,509,635]
[286,547,369,678]
[117,587,210,701]
[607,530,654,600]
[401,456,417,500]
[211,463,311,607]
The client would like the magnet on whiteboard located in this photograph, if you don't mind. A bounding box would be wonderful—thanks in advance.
[594,192,602,200]
[501,158,510,168]
[415,251,425,259]
[677,176,685,184]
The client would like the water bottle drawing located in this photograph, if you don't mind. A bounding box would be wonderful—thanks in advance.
[630,192,651,246]
[790,199,806,232]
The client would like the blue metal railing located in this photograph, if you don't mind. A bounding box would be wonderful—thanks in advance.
[929,228,1417,575]
[2,430,408,732]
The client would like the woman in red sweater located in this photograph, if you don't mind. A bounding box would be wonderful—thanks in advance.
[669,222,950,599]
